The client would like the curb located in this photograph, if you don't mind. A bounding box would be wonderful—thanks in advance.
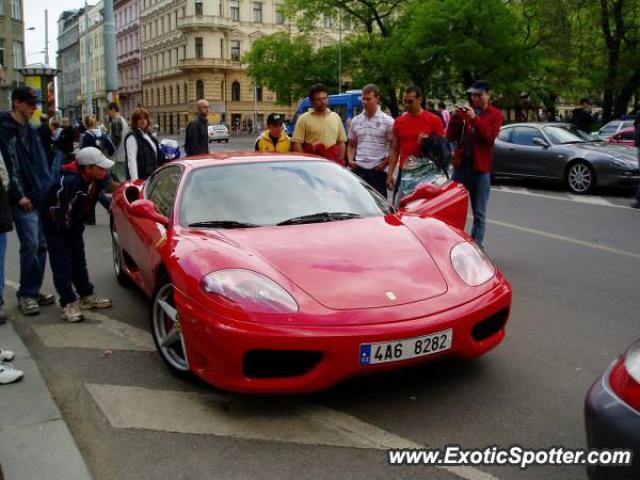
[0,320,93,480]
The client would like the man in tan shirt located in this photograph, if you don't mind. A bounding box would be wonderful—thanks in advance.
[292,84,347,164]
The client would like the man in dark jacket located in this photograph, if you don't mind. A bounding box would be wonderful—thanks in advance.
[184,99,210,156]
[447,80,503,247]
[0,87,55,315]
[632,108,640,209]
[571,98,595,133]
[42,147,113,322]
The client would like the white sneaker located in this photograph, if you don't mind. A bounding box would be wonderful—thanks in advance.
[0,349,15,362]
[79,294,112,310]
[0,362,24,384]
[61,302,84,322]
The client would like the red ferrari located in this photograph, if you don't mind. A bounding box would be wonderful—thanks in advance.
[111,153,512,394]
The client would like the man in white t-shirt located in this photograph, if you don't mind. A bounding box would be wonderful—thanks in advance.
[347,84,394,197]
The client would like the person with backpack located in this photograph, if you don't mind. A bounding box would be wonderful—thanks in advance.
[80,114,115,225]
[346,83,394,197]
[107,102,128,172]
[42,147,114,322]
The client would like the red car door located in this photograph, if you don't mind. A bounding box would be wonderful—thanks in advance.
[127,165,182,295]
[396,156,469,231]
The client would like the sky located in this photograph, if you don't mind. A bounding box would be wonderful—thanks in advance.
[25,0,95,66]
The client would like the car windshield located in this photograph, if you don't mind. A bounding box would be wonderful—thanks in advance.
[543,125,591,144]
[179,161,394,228]
[599,121,620,134]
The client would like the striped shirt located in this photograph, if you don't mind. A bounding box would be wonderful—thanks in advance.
[348,108,394,169]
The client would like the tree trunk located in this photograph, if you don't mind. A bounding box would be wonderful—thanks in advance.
[613,68,640,118]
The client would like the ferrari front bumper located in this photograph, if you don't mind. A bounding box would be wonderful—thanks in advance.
[176,278,512,394]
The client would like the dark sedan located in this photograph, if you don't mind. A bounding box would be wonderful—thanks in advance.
[585,339,640,479]
[494,123,639,193]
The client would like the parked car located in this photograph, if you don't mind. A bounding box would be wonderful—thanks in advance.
[208,124,229,143]
[607,127,636,147]
[110,153,511,394]
[493,123,639,194]
[593,119,635,139]
[585,338,640,479]
[287,90,363,136]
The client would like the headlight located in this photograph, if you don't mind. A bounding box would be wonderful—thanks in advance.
[201,269,298,314]
[450,242,495,286]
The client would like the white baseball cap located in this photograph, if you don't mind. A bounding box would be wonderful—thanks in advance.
[76,147,115,170]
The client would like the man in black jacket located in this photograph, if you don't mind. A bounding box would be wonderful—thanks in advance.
[571,98,595,133]
[184,99,210,156]
[0,87,55,316]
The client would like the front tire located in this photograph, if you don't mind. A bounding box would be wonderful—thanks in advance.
[151,276,191,377]
[566,161,596,194]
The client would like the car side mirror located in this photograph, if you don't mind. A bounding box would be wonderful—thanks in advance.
[532,137,549,148]
[399,182,443,207]
[128,199,169,227]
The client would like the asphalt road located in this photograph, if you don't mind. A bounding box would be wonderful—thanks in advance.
[3,136,639,480]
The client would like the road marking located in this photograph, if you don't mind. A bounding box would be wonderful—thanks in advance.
[492,185,630,209]
[5,280,155,352]
[86,383,497,480]
[488,219,640,259]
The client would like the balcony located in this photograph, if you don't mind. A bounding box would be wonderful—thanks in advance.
[177,15,235,32]
[179,58,242,71]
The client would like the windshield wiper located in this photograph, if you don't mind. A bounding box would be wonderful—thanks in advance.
[188,220,260,229]
[277,212,362,226]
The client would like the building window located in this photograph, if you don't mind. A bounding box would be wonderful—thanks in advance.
[220,39,224,58]
[219,0,223,16]
[176,84,180,104]
[163,87,167,104]
[0,40,4,68]
[12,40,23,69]
[184,82,188,102]
[10,0,21,20]
[195,37,204,58]
[156,88,160,105]
[196,80,204,100]
[275,6,285,25]
[323,15,332,28]
[253,2,262,22]
[230,40,240,61]
[195,0,203,16]
[169,86,173,104]
[230,0,239,21]
[0,1,4,15]
[256,85,262,102]
[231,81,240,101]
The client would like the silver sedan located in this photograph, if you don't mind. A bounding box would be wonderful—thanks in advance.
[493,123,639,194]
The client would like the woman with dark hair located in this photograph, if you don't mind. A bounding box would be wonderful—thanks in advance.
[124,107,165,180]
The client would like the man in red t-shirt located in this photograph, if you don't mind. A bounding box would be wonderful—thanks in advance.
[386,86,445,193]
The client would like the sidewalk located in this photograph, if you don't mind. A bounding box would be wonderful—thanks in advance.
[0,320,93,480]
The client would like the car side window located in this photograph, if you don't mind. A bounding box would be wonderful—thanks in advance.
[145,165,182,218]
[498,128,513,142]
[511,127,542,146]
[621,130,635,140]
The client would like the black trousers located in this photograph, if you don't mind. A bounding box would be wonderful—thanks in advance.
[44,225,94,307]
[353,165,388,198]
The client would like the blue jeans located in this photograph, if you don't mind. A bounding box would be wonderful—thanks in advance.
[0,233,6,305]
[11,206,48,299]
[452,167,491,247]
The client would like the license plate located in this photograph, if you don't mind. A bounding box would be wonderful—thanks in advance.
[359,329,453,365]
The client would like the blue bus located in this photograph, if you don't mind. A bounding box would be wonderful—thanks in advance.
[286,90,364,136]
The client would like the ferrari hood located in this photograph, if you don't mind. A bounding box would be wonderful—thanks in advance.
[220,216,448,310]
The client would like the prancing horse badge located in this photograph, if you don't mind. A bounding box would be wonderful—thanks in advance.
[386,291,397,301]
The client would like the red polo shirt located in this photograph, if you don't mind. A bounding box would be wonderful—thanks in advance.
[393,111,446,166]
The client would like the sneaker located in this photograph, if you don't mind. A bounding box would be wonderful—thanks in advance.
[61,302,84,323]
[0,349,15,361]
[0,362,24,384]
[18,296,40,316]
[37,293,56,306]
[79,294,112,310]
[631,202,640,209]
[0,305,6,324]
